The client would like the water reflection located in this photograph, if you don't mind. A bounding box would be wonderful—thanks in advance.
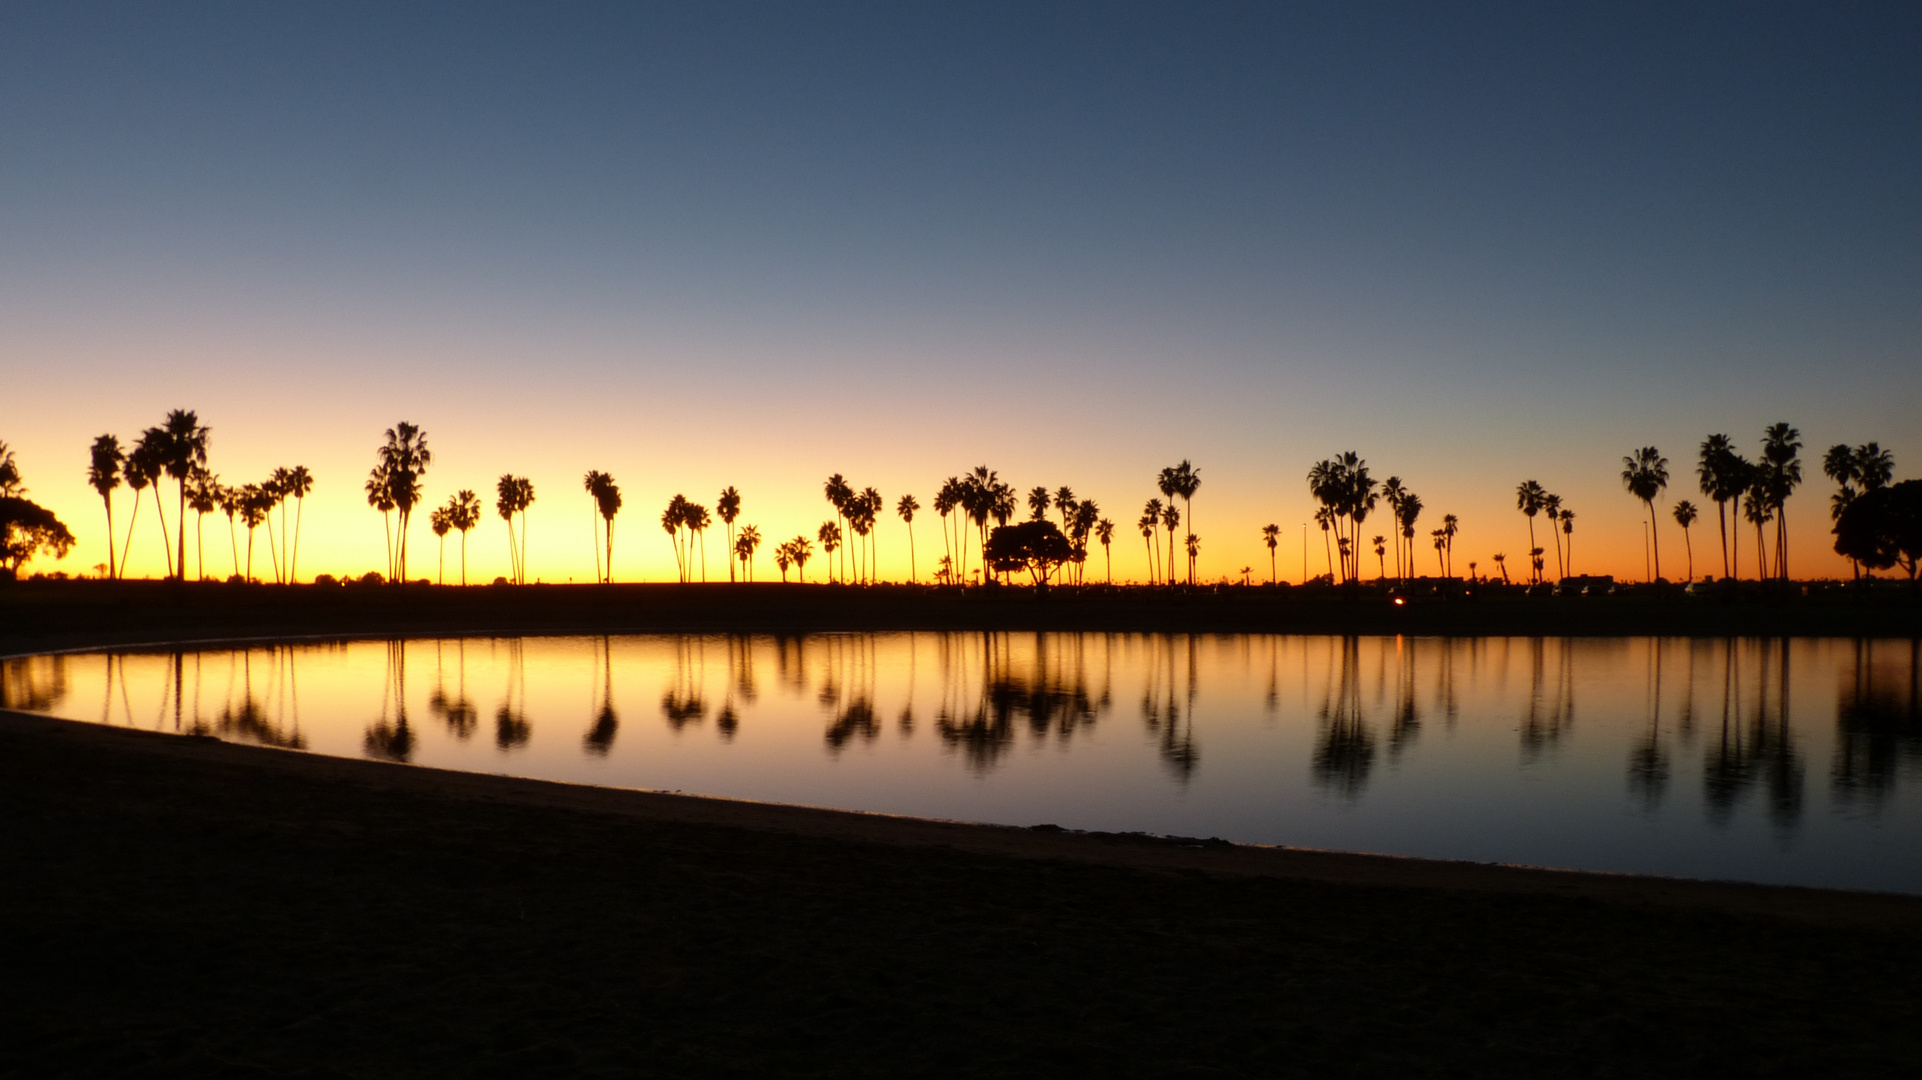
[8,633,1922,891]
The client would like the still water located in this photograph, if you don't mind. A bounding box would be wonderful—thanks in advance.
[6,633,1920,893]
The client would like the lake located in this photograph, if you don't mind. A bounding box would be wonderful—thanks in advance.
[5,632,1919,893]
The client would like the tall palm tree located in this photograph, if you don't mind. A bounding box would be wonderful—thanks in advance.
[1379,477,1406,581]
[1262,523,1280,583]
[1542,493,1564,580]
[789,535,813,582]
[238,483,268,581]
[1096,517,1115,583]
[933,480,958,584]
[717,486,742,582]
[158,409,210,581]
[1743,482,1772,579]
[1620,447,1670,582]
[1698,434,1739,579]
[1164,461,1200,583]
[128,429,174,579]
[662,494,688,582]
[1431,529,1448,575]
[87,434,124,580]
[283,466,313,583]
[1760,422,1802,580]
[897,493,920,582]
[1559,512,1575,577]
[824,473,852,583]
[1441,513,1459,578]
[1162,503,1181,586]
[583,471,612,583]
[368,463,397,579]
[268,467,293,583]
[1672,501,1698,582]
[1514,480,1546,583]
[1396,492,1422,584]
[687,503,712,581]
[498,475,535,585]
[1054,486,1075,533]
[859,487,882,583]
[377,422,430,582]
[1372,535,1387,581]
[775,542,793,583]
[451,489,481,586]
[1141,499,1163,583]
[1313,506,1333,581]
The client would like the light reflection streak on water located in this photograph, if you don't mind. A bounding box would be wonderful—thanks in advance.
[4,634,1920,892]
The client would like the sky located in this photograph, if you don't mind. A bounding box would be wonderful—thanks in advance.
[3,1,1918,585]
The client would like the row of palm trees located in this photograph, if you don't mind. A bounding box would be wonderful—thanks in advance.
[85,411,320,584]
[1608,425,1817,584]
[1306,455,1461,585]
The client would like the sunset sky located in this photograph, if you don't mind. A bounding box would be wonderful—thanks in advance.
[4,2,1918,585]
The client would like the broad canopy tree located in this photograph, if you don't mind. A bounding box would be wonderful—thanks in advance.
[1834,480,1922,582]
[985,519,1073,588]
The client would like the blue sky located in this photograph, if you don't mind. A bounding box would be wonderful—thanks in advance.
[3,2,1918,581]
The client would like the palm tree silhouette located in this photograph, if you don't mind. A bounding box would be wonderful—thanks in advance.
[377,423,430,583]
[1620,447,1670,581]
[129,430,173,579]
[686,503,712,582]
[1096,517,1115,583]
[1262,523,1280,584]
[897,493,920,582]
[157,410,210,581]
[430,506,452,584]
[662,494,688,581]
[238,483,268,581]
[735,524,762,581]
[1028,485,1051,521]
[186,468,219,580]
[496,475,534,584]
[282,466,313,583]
[789,535,813,582]
[446,490,480,585]
[1698,434,1740,579]
[1140,499,1163,583]
[1743,483,1773,579]
[1542,492,1565,580]
[367,464,396,580]
[774,542,793,582]
[1441,513,1459,578]
[1372,535,1386,581]
[1164,461,1200,583]
[823,474,852,582]
[1397,492,1422,584]
[933,480,958,584]
[1515,480,1546,583]
[583,471,611,583]
[859,487,882,583]
[1672,500,1699,582]
[1760,422,1802,580]
[1162,504,1181,586]
[1559,512,1575,576]
[1492,552,1509,584]
[1380,477,1406,581]
[1313,506,1332,581]
[87,435,124,580]
[818,521,841,583]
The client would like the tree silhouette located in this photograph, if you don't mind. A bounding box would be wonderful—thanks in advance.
[1372,535,1386,581]
[87,435,124,580]
[128,430,174,579]
[376,422,430,583]
[582,471,621,583]
[933,479,959,584]
[443,490,480,585]
[717,486,742,582]
[430,505,452,584]
[789,535,813,582]
[367,463,396,580]
[1492,552,1509,584]
[283,465,313,583]
[238,483,268,581]
[897,493,920,582]
[823,473,852,582]
[1743,479,1773,579]
[1165,461,1201,583]
[1380,476,1406,581]
[1827,443,1896,579]
[985,520,1073,588]
[1262,523,1279,583]
[774,541,793,582]
[1441,513,1459,578]
[0,496,75,577]
[734,524,761,581]
[1834,481,1922,582]
[1515,480,1547,583]
[1760,422,1802,580]
[156,410,210,581]
[0,442,19,497]
[859,487,883,583]
[1672,500,1699,582]
[1698,434,1741,579]
[1028,485,1051,521]
[1559,511,1576,576]
[1543,492,1565,580]
[217,481,240,579]
[1140,499,1163,583]
[497,475,534,584]
[663,494,689,581]
[1620,448,1669,581]
[818,521,841,583]
[1397,492,1423,583]
[186,468,219,580]
[1162,503,1181,586]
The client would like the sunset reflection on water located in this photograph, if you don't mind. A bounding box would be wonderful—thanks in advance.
[6,634,1920,892]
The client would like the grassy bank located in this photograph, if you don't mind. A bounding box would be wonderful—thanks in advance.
[5,706,1922,1078]
[3,577,1918,656]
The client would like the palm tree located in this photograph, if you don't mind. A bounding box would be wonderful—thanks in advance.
[1672,500,1699,582]
[1542,493,1564,580]
[1162,503,1181,586]
[267,467,293,583]
[1515,480,1546,583]
[774,542,793,583]
[1559,513,1575,577]
[687,503,712,582]
[933,480,958,584]
[1620,447,1670,581]
[238,483,268,581]
[818,521,841,582]
[1054,486,1076,533]
[583,471,612,583]
[1372,535,1387,580]
[1856,442,1895,491]
[1698,434,1739,579]
[1492,552,1509,584]
[87,434,124,580]
[662,494,688,581]
[897,493,920,582]
[283,465,313,583]
[1396,492,1422,584]
[1760,422,1802,580]
[0,441,18,496]
[790,535,813,582]
[451,489,481,585]
[368,463,397,579]
[1262,523,1280,584]
[1165,461,1200,583]
[824,473,852,582]
[186,468,220,581]
[717,486,742,581]
[1828,443,1895,579]
[156,409,211,581]
[1028,485,1051,520]
[1431,529,1448,575]
[129,429,173,579]
[1441,514,1459,578]
[499,475,536,585]
[1141,499,1163,583]
[1379,477,1406,581]
[377,422,430,582]
[859,487,882,583]
[1096,517,1115,583]
[430,506,452,585]
[1743,482,1773,579]
[735,525,762,581]
[1313,506,1333,581]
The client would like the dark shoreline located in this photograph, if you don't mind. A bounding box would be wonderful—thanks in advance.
[3,577,1917,657]
[7,708,1922,1077]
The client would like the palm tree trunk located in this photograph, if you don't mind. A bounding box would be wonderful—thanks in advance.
[178,483,189,582]
[460,530,469,586]
[264,514,281,584]
[1524,516,1537,584]
[1646,499,1661,581]
[520,511,529,585]
[1716,500,1730,579]
[102,496,116,581]
[245,526,255,582]
[292,496,305,583]
[907,522,916,583]
[1683,526,1693,582]
[154,493,174,580]
[592,505,602,584]
[195,513,205,581]
[119,490,142,579]
[1777,508,1789,581]
[226,514,239,581]
[438,536,445,585]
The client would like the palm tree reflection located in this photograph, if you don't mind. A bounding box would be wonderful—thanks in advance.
[495,638,531,750]
[428,639,477,739]
[364,639,415,762]
[935,632,1115,773]
[1831,638,1920,810]
[1702,638,1804,831]
[1626,640,1669,809]
[584,634,618,755]
[661,636,706,731]
[1312,636,1373,797]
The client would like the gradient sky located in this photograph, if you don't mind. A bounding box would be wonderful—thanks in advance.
[4,2,1918,584]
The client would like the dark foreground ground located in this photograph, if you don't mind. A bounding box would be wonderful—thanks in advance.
[3,578,1919,656]
[7,707,1922,1079]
